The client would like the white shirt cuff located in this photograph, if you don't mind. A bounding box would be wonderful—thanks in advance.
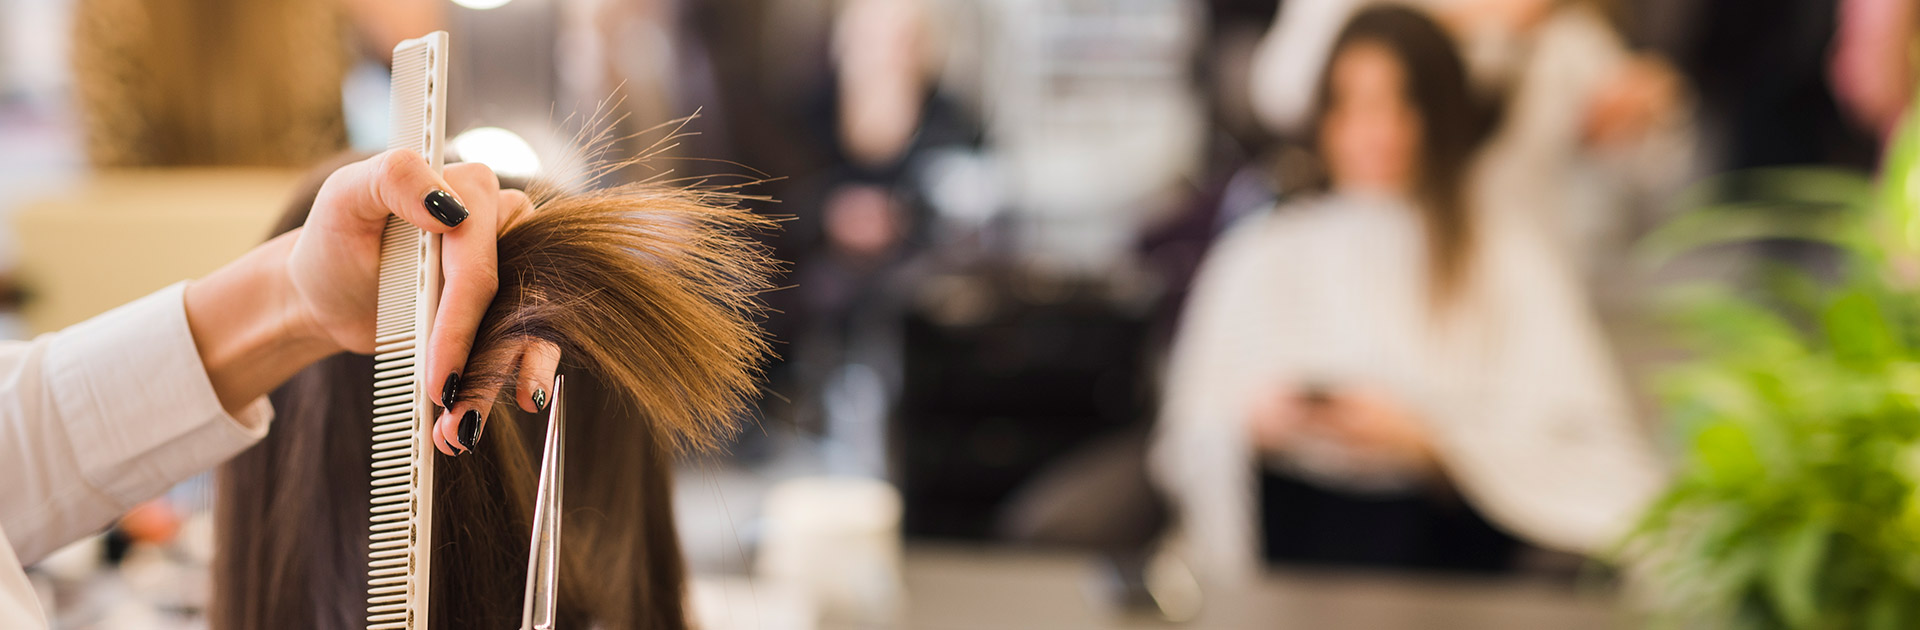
[42,282,274,511]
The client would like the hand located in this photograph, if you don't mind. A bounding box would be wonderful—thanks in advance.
[1309,388,1441,476]
[1246,384,1439,475]
[1583,55,1683,148]
[1438,0,1552,36]
[187,149,559,456]
[1247,386,1311,454]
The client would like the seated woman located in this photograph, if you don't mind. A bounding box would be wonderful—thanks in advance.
[1150,4,1664,582]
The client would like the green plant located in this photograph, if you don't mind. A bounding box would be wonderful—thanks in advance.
[1630,103,1920,630]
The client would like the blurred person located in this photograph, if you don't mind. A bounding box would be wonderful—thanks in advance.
[1249,0,1696,276]
[1151,5,1663,582]
[1829,0,1917,144]
[1652,0,1879,170]
[773,0,979,435]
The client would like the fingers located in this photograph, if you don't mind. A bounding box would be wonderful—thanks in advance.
[496,188,533,232]
[428,337,559,456]
[425,163,501,440]
[432,409,461,457]
[320,149,472,235]
[435,368,507,455]
[424,168,539,458]
[515,341,562,413]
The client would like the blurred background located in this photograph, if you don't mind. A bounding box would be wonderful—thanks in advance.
[1,0,1915,627]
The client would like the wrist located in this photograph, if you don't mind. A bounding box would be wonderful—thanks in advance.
[186,232,341,415]
[273,241,341,358]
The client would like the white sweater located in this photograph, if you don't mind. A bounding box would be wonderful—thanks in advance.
[1149,194,1665,582]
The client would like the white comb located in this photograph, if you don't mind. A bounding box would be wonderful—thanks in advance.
[367,30,448,630]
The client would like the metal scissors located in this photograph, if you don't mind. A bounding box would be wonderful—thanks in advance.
[520,375,564,630]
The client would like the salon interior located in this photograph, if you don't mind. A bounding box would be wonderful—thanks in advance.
[2,0,1917,627]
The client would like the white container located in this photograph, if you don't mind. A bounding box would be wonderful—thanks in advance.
[754,477,904,626]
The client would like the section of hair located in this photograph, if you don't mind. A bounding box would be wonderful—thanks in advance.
[213,158,775,630]
[456,180,778,451]
[212,352,375,630]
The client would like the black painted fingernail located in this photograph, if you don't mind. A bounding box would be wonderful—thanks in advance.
[424,189,468,227]
[532,388,549,413]
[457,409,482,452]
[441,373,460,409]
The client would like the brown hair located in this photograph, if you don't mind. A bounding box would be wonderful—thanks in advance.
[210,160,777,629]
[1311,4,1491,305]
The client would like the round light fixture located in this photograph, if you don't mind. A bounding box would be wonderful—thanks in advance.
[451,127,541,178]
[450,0,513,10]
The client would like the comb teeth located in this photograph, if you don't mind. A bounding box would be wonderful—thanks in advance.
[368,31,446,630]
[386,41,433,167]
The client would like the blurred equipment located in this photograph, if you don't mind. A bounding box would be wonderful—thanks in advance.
[982,0,1205,272]
[896,268,1154,541]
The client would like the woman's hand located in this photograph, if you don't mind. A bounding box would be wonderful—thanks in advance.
[1247,384,1441,476]
[1583,55,1683,148]
[187,149,558,455]
[1310,388,1441,476]
[1247,385,1311,454]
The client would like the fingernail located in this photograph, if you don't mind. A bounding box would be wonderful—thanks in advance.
[441,373,461,409]
[532,388,549,413]
[424,189,468,227]
[457,409,483,452]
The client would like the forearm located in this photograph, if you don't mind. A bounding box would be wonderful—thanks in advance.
[184,231,341,415]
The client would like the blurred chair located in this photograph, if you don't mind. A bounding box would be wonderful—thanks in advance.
[893,267,1154,541]
[995,427,1168,553]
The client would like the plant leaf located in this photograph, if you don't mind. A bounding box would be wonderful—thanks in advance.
[1764,520,1829,629]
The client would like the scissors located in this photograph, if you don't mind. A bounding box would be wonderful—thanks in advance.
[520,375,565,630]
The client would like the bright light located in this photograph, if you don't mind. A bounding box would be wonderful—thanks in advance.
[452,127,541,178]
[450,0,513,9]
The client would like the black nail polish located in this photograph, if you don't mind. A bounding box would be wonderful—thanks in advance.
[441,373,460,409]
[424,189,468,227]
[532,388,549,413]
[458,409,482,452]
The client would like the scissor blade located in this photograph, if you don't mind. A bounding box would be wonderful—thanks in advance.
[521,375,564,630]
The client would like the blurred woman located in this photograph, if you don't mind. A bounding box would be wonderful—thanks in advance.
[1150,5,1663,582]
[1250,0,1696,279]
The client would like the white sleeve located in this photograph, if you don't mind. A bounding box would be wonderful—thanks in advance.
[1148,225,1271,584]
[1248,0,1362,137]
[1433,223,1667,554]
[0,282,274,565]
